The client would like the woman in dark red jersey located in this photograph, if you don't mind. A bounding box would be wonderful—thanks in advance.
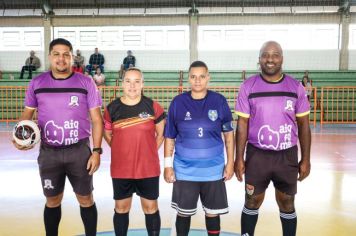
[103,67,166,236]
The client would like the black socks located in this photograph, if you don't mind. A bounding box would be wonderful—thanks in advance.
[145,210,161,236]
[114,211,129,236]
[80,203,98,236]
[44,205,61,236]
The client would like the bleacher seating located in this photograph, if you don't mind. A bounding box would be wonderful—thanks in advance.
[1,70,356,123]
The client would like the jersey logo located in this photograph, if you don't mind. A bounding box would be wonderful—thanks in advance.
[208,110,218,121]
[257,125,280,150]
[139,112,151,119]
[69,96,79,107]
[285,100,294,111]
[184,111,192,120]
[44,120,65,145]
[43,179,54,190]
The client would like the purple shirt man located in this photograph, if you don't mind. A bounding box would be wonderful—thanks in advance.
[25,71,102,146]
[236,74,310,151]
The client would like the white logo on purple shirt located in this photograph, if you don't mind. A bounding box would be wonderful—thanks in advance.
[257,125,280,150]
[69,96,79,107]
[285,100,294,111]
[44,121,65,145]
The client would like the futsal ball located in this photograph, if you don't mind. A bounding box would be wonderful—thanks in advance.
[13,120,41,147]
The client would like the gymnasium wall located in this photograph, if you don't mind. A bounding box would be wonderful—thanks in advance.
[0,13,354,71]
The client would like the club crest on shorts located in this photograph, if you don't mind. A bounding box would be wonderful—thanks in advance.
[208,110,218,121]
[43,179,54,190]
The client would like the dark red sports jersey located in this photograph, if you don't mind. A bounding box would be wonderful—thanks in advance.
[104,96,165,179]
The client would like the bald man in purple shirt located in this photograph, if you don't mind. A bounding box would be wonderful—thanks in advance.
[235,41,311,236]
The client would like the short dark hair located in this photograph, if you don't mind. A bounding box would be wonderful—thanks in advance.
[49,38,73,53]
[189,60,208,72]
[124,67,144,81]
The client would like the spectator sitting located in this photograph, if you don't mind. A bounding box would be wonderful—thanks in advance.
[119,50,136,80]
[20,50,41,79]
[93,67,105,86]
[302,75,312,101]
[86,47,105,75]
[72,62,84,74]
[74,49,85,71]
[84,70,93,79]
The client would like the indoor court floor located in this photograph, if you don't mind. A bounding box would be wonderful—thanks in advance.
[0,124,355,236]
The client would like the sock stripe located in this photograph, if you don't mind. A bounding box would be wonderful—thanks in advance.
[243,206,259,215]
[280,211,297,219]
[208,230,220,234]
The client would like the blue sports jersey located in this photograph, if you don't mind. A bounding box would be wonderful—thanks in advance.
[164,90,233,181]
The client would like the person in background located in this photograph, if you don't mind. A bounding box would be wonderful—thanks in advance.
[85,70,93,79]
[20,50,41,79]
[119,50,136,80]
[93,67,105,86]
[74,49,85,69]
[86,47,105,75]
[302,75,312,101]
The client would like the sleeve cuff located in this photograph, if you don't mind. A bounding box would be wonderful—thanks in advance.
[236,111,250,118]
[296,111,310,117]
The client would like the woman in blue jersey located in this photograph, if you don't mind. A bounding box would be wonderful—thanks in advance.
[164,61,235,236]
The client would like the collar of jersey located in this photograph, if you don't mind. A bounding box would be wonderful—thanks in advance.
[50,71,74,80]
[259,73,285,84]
[188,90,209,101]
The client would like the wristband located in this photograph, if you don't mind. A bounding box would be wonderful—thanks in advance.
[164,156,173,168]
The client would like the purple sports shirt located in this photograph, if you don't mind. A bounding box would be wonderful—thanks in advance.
[235,74,310,151]
[25,72,102,147]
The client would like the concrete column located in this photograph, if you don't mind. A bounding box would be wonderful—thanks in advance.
[339,14,350,70]
[42,18,52,70]
[189,14,198,63]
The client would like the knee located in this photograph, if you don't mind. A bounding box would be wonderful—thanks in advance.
[142,203,158,214]
[245,194,264,209]
[46,194,63,207]
[276,195,295,212]
[76,194,94,207]
[115,203,131,214]
[115,206,131,214]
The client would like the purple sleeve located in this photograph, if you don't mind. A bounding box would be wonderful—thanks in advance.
[235,82,250,116]
[86,78,102,109]
[164,99,177,139]
[295,82,310,115]
[221,96,233,132]
[24,80,38,108]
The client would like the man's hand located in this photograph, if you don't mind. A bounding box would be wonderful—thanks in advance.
[87,152,100,175]
[298,160,311,181]
[164,167,176,183]
[234,159,245,182]
[223,162,234,181]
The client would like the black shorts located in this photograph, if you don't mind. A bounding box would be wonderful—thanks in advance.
[171,179,228,216]
[245,144,299,196]
[112,176,159,200]
[37,138,93,197]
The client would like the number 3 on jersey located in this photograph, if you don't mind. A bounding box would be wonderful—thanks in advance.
[198,127,203,137]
